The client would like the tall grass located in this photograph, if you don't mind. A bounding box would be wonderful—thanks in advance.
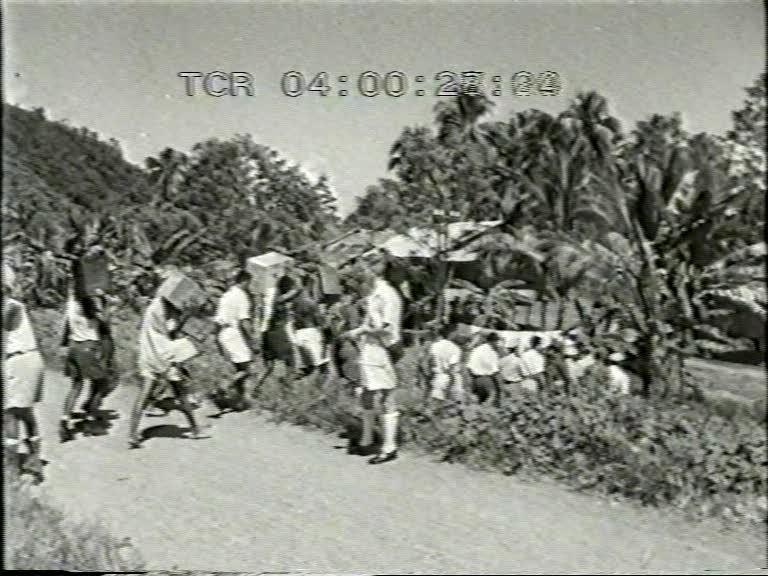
[4,468,145,570]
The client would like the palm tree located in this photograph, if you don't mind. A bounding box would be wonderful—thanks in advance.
[433,91,496,145]
[145,147,188,207]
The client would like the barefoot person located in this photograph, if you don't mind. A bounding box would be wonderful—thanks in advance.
[212,269,256,411]
[343,266,403,465]
[291,274,331,385]
[59,280,116,441]
[128,274,209,449]
[2,264,46,482]
[257,268,302,389]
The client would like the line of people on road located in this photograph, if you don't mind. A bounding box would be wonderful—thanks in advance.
[3,246,632,483]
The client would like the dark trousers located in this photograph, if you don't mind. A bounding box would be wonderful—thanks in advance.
[471,375,496,404]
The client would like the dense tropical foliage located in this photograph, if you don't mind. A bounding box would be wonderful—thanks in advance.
[2,105,341,303]
[346,73,766,385]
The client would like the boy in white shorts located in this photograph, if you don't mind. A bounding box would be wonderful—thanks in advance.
[3,264,46,482]
[343,267,403,465]
[212,269,256,411]
[426,323,464,403]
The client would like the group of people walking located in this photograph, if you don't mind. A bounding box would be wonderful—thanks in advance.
[3,242,634,484]
[2,249,412,484]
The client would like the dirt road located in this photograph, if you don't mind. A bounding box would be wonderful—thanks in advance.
[32,370,765,574]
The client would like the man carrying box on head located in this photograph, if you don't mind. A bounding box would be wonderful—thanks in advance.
[59,279,116,441]
[211,268,257,412]
[128,270,210,449]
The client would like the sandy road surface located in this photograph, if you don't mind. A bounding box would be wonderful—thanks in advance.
[28,370,766,574]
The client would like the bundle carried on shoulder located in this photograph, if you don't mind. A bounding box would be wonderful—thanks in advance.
[74,249,111,297]
[157,272,207,311]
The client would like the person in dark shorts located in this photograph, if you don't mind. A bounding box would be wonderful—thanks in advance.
[257,271,302,388]
[466,332,504,406]
[59,281,116,441]
[291,277,331,383]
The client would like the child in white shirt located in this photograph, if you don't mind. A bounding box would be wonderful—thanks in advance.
[427,324,464,402]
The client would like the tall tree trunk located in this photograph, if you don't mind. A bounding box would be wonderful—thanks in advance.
[435,260,453,325]
[638,337,655,398]
[574,298,588,329]
[556,295,566,330]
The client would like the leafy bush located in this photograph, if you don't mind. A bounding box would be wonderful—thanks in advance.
[409,392,766,521]
[245,346,767,528]
[4,468,145,571]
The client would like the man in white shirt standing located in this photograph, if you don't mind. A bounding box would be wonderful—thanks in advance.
[606,351,631,395]
[518,335,547,393]
[426,323,464,403]
[213,269,256,412]
[3,264,46,482]
[343,264,403,465]
[499,344,526,395]
[466,332,504,406]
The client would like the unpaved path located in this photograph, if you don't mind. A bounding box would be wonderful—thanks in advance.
[32,370,765,574]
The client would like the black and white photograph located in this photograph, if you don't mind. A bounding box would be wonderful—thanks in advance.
[1,0,766,573]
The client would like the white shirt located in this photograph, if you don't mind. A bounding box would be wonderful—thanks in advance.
[565,354,595,380]
[577,354,595,372]
[499,352,524,382]
[215,285,251,327]
[608,365,631,395]
[365,278,402,347]
[138,296,193,378]
[429,339,462,375]
[466,342,500,376]
[519,349,545,377]
[65,296,100,342]
[3,298,38,355]
[216,285,252,360]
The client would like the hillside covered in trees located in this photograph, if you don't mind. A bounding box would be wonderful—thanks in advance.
[2,103,341,304]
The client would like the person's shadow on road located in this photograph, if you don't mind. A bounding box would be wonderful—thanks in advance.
[141,424,191,441]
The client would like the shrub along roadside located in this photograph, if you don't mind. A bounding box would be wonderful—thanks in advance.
[253,352,768,528]
[30,308,768,529]
[4,468,146,571]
